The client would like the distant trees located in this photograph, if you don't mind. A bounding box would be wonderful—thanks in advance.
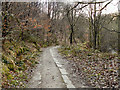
[2,0,118,52]
[87,0,113,50]
[2,2,54,46]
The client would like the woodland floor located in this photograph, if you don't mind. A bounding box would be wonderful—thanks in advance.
[26,46,118,88]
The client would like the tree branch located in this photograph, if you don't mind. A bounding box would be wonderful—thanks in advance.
[100,0,113,11]
[102,26,120,33]
[77,0,107,4]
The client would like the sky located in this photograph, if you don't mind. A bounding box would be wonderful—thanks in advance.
[102,0,119,14]
[39,0,119,14]
[68,0,119,14]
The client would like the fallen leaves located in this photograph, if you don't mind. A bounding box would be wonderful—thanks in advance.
[59,44,118,88]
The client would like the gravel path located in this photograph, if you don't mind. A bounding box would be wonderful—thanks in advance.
[27,47,66,88]
[27,46,85,88]
[51,46,87,88]
[39,47,66,88]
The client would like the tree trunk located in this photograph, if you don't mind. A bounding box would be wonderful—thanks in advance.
[97,28,101,50]
[89,17,93,48]
[93,2,97,50]
[70,25,73,45]
[118,4,120,88]
[94,31,97,49]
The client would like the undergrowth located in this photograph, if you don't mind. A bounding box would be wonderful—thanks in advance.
[2,39,40,88]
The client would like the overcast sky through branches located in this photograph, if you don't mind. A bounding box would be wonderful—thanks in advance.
[40,0,119,14]
[66,0,119,14]
[1,0,119,14]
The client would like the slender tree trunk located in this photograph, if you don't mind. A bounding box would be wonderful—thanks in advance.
[70,25,73,45]
[118,2,120,87]
[94,31,97,49]
[89,17,93,48]
[89,4,94,48]
[64,28,66,44]
[93,2,97,49]
[97,30,100,49]
[70,9,74,45]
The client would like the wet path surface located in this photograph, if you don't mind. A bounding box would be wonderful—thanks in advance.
[28,47,66,88]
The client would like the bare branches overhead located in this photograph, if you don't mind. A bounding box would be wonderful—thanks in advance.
[76,0,108,4]
[100,0,113,11]
[102,26,120,33]
[68,0,111,14]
